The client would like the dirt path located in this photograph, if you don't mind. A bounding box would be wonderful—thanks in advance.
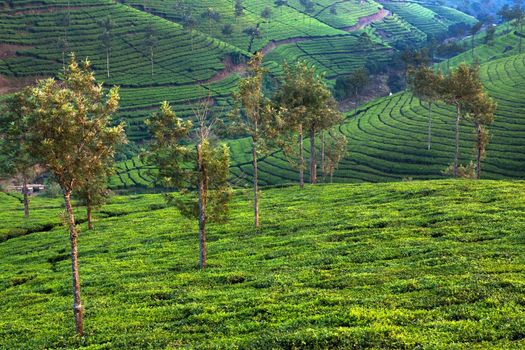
[0,44,33,59]
[342,8,390,32]
[202,34,348,85]
[1,8,390,94]
[0,75,44,94]
[200,9,391,86]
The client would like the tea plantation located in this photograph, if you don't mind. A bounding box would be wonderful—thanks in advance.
[1,180,525,349]
[110,29,525,189]
[0,0,479,140]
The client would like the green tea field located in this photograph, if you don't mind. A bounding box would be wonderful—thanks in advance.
[1,180,525,349]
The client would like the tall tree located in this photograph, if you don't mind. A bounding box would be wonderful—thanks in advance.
[98,16,114,78]
[322,132,347,183]
[498,4,514,33]
[182,14,197,52]
[56,11,70,70]
[484,25,496,45]
[145,101,231,269]
[408,66,444,150]
[343,67,369,115]
[0,89,37,218]
[202,8,221,36]
[26,56,126,335]
[470,21,483,58]
[235,0,244,17]
[465,93,496,179]
[75,168,111,230]
[512,2,524,53]
[401,48,430,82]
[273,62,310,188]
[300,67,342,184]
[230,52,276,227]
[274,61,345,187]
[275,0,289,15]
[143,24,158,76]
[441,64,484,177]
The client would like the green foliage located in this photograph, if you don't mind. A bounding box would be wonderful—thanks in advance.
[144,101,193,189]
[322,132,347,182]
[145,100,232,223]
[334,67,370,101]
[27,55,126,193]
[0,89,36,182]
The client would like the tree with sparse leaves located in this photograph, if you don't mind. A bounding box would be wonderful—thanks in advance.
[182,13,197,52]
[0,89,37,218]
[143,24,158,76]
[229,52,277,227]
[25,56,126,336]
[301,67,342,184]
[273,62,310,188]
[56,11,70,70]
[322,132,347,183]
[512,2,524,53]
[441,63,485,177]
[235,0,244,17]
[470,21,483,58]
[98,16,115,78]
[465,92,496,179]
[145,100,231,270]
[408,66,444,150]
[74,167,112,230]
[275,0,289,15]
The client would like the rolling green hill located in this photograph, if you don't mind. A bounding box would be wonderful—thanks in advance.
[0,0,479,141]
[110,27,525,190]
[2,180,525,348]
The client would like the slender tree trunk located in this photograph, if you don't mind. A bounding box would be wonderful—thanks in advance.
[354,87,358,117]
[428,102,432,150]
[454,104,461,177]
[106,47,110,78]
[472,35,475,59]
[197,144,207,269]
[62,50,66,72]
[476,124,482,180]
[22,177,29,218]
[151,48,154,76]
[519,18,523,53]
[252,137,259,228]
[321,131,325,180]
[87,197,93,230]
[309,127,317,184]
[299,125,305,189]
[64,190,84,336]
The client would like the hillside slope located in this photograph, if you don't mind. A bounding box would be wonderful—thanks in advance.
[0,0,478,140]
[1,181,525,349]
[112,31,525,189]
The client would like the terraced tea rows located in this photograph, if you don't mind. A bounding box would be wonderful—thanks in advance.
[371,14,427,48]
[228,52,525,186]
[118,0,346,53]
[0,0,239,85]
[1,0,482,142]
[382,2,476,37]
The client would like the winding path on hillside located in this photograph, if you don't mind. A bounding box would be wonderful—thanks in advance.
[204,8,391,84]
[1,6,391,99]
[126,8,391,91]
